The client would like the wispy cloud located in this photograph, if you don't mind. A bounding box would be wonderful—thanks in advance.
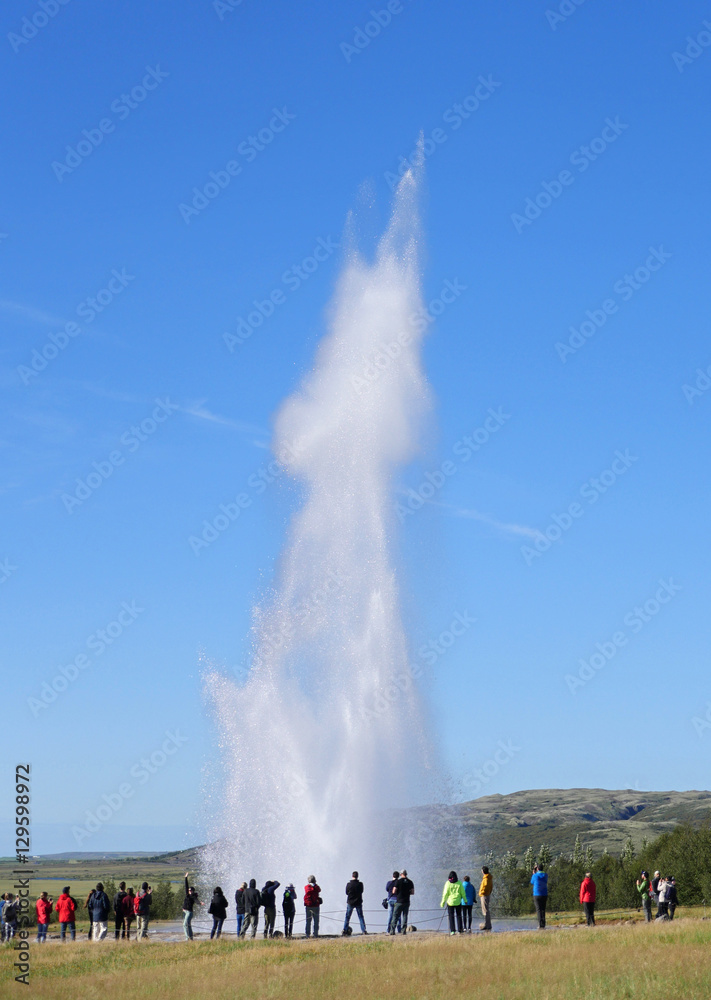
[183,400,269,442]
[0,299,62,327]
[425,499,543,540]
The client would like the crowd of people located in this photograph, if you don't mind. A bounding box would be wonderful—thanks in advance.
[0,863,681,943]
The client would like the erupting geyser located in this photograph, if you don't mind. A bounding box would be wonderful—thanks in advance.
[203,168,440,919]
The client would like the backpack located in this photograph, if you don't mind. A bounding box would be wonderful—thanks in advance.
[133,895,141,915]
[260,889,271,907]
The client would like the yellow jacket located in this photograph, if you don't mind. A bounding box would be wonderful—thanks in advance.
[479,873,493,897]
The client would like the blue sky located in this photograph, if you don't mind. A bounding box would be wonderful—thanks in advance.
[2,0,710,854]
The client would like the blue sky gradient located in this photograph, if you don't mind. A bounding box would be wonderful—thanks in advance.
[2,0,710,854]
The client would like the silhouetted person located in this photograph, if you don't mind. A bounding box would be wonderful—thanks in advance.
[667,877,678,920]
[113,882,127,940]
[342,871,367,935]
[241,879,261,938]
[122,888,136,939]
[282,884,297,939]
[636,871,652,922]
[479,866,493,930]
[461,876,475,931]
[209,886,228,939]
[89,883,111,941]
[36,892,53,943]
[261,880,280,938]
[55,887,77,942]
[386,870,401,933]
[235,882,247,937]
[390,870,414,935]
[183,872,203,940]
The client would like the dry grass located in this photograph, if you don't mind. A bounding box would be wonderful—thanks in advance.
[3,919,710,999]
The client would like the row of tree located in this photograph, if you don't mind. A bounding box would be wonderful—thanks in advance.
[485,824,711,914]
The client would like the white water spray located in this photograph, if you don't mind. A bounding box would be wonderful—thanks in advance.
[203,170,440,920]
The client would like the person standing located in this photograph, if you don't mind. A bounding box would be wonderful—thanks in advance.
[235,882,247,938]
[84,888,95,940]
[208,886,228,939]
[241,879,261,938]
[342,871,367,935]
[122,888,136,940]
[667,877,678,920]
[530,864,548,929]
[113,882,127,940]
[55,887,77,942]
[636,871,653,922]
[0,892,6,941]
[391,870,414,935]
[303,876,321,938]
[656,877,669,919]
[651,871,661,912]
[440,871,466,934]
[183,872,202,940]
[136,882,153,939]
[3,894,18,941]
[385,871,401,934]
[282,883,297,938]
[35,892,53,943]
[89,882,111,941]
[261,880,281,939]
[579,872,596,926]
[461,876,475,932]
[479,866,493,931]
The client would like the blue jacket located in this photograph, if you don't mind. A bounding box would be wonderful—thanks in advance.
[462,880,475,905]
[530,871,548,897]
[89,890,111,921]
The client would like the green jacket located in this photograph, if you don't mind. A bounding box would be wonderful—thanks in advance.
[441,879,466,907]
[637,879,651,899]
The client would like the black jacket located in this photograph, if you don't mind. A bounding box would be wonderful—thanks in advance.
[244,886,261,915]
[208,891,228,921]
[667,884,678,906]
[235,888,245,915]
[345,880,364,906]
[184,878,199,912]
[114,890,127,915]
[261,881,280,909]
[282,886,297,912]
[395,877,414,904]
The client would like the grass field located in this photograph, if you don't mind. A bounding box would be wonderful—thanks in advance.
[2,918,710,999]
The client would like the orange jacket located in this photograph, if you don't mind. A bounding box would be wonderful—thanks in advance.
[479,873,493,897]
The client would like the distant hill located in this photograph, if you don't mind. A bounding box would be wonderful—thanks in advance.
[440,788,711,858]
[28,789,711,868]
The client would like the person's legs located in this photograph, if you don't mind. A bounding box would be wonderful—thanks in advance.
[464,904,472,930]
[455,906,463,933]
[210,918,218,939]
[387,900,395,933]
[447,905,456,933]
[669,904,676,921]
[356,905,367,933]
[240,913,251,937]
[343,903,353,933]
[535,896,546,929]
[305,908,312,937]
[313,909,319,937]
[125,918,133,940]
[115,914,122,939]
[391,902,402,933]
[37,922,46,942]
[183,910,192,940]
[61,921,69,941]
[251,912,258,937]
[95,921,108,941]
[481,894,492,930]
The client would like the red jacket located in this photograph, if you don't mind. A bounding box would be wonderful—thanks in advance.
[579,877,596,904]
[55,893,76,922]
[303,883,321,907]
[36,898,53,923]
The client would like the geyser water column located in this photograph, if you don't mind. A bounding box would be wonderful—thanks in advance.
[204,170,438,918]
